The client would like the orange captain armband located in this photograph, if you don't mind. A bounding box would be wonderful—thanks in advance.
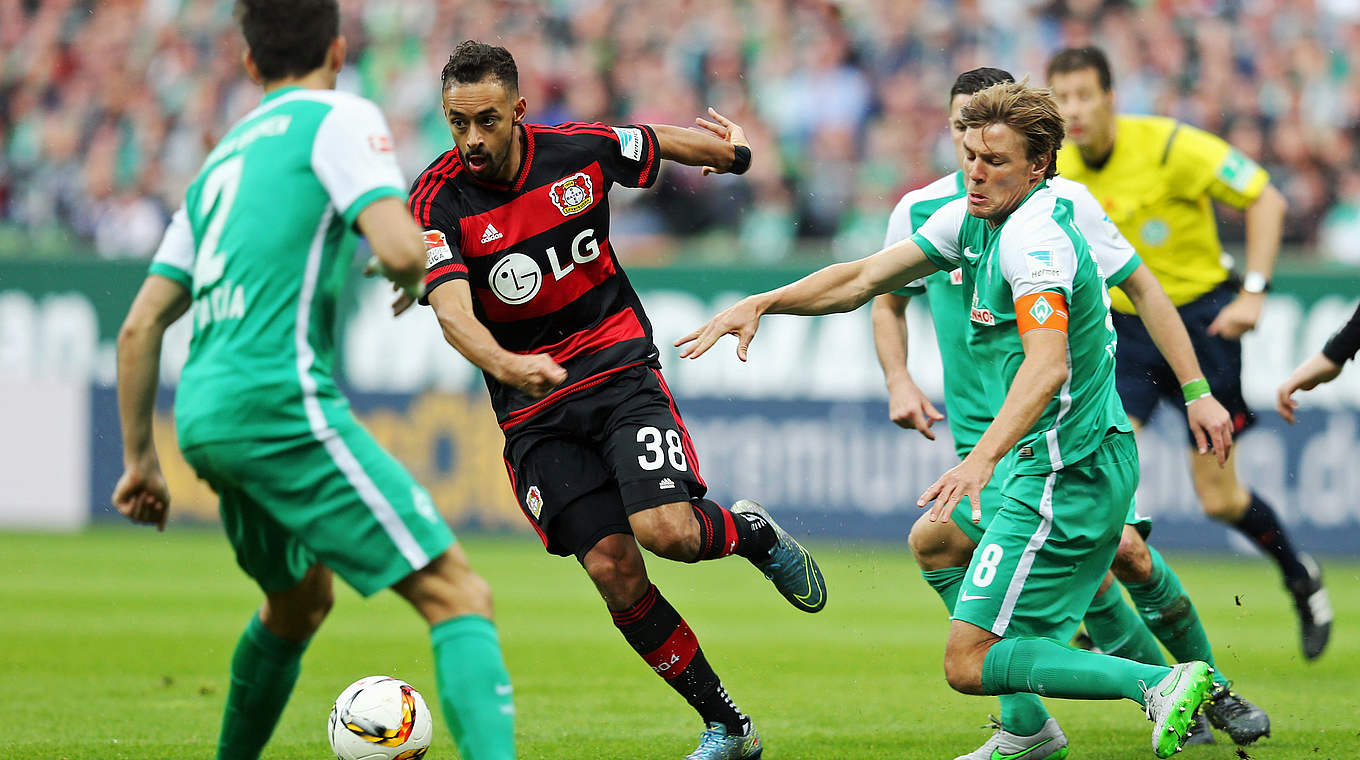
[1015,292,1069,336]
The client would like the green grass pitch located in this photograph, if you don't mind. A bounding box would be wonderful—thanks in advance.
[3,527,1355,759]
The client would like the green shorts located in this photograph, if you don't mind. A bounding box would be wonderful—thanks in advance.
[181,415,454,597]
[952,452,1150,543]
[953,431,1138,640]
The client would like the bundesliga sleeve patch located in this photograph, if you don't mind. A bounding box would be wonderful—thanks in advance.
[1015,291,1069,335]
[1024,250,1064,280]
[423,229,454,268]
[1215,150,1262,194]
[612,126,644,162]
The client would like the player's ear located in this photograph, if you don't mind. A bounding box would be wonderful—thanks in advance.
[513,96,527,125]
[242,49,262,85]
[329,36,347,74]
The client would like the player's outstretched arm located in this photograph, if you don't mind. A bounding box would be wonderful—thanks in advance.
[871,293,943,438]
[651,108,750,176]
[676,236,939,360]
[1209,183,1286,339]
[113,274,190,531]
[918,329,1068,524]
[1118,264,1232,463]
[427,280,566,399]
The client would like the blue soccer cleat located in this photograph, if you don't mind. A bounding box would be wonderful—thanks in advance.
[685,720,762,760]
[731,499,827,613]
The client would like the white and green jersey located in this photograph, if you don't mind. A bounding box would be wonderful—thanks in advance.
[890,173,1141,461]
[149,87,406,448]
[909,181,1133,474]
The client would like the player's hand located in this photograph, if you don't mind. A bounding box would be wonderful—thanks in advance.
[694,108,749,176]
[1207,292,1264,339]
[389,282,417,317]
[500,353,567,399]
[675,295,764,361]
[1276,352,1343,424]
[1185,394,1233,466]
[887,379,944,440]
[112,460,170,531]
[917,454,993,525]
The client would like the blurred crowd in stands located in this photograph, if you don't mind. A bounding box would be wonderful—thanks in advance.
[3,0,1360,263]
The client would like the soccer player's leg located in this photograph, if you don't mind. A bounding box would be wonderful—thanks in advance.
[606,367,824,613]
[954,434,1212,757]
[221,419,513,760]
[1184,290,1331,659]
[552,492,761,760]
[181,440,328,760]
[1111,525,1271,744]
[907,481,1058,759]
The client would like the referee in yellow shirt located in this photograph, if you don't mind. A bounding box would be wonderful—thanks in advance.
[1048,47,1330,662]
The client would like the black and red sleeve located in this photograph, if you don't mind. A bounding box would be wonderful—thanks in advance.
[408,187,467,304]
[554,121,661,189]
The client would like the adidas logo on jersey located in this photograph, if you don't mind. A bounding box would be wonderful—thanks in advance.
[481,223,503,244]
[659,478,676,490]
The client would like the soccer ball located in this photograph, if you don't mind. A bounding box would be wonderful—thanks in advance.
[328,676,433,760]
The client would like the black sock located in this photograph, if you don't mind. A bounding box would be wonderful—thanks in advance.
[690,499,777,561]
[1232,492,1308,583]
[610,584,747,733]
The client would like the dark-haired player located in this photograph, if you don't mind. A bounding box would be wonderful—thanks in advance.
[400,40,826,760]
[1048,46,1331,663]
[111,3,515,759]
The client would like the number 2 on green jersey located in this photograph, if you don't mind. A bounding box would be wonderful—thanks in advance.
[194,156,244,294]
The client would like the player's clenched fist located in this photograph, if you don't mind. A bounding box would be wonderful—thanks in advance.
[112,463,170,531]
[498,353,567,398]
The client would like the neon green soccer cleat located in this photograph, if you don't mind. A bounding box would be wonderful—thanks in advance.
[731,499,826,613]
[1143,661,1213,758]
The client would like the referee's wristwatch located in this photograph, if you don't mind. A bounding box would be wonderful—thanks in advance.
[1241,271,1271,294]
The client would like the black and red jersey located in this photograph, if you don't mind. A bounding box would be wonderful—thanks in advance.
[411,121,664,428]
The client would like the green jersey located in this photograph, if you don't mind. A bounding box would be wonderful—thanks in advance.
[149,87,406,447]
[910,181,1132,474]
[889,173,1142,461]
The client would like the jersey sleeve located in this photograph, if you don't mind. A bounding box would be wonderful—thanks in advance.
[147,206,194,290]
[884,196,925,296]
[998,218,1079,301]
[414,196,469,305]
[909,199,967,272]
[576,122,662,189]
[1167,123,1269,210]
[1068,185,1141,286]
[311,97,407,228]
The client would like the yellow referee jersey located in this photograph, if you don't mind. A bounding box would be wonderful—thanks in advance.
[1057,115,1269,313]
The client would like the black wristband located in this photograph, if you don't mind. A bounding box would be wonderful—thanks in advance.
[729,144,751,175]
[1322,302,1360,364]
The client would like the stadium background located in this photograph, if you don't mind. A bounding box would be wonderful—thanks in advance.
[3,2,1360,759]
[3,0,1360,553]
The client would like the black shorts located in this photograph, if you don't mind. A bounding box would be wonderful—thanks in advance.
[501,364,707,560]
[1112,281,1256,445]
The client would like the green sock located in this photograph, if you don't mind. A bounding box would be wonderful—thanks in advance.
[982,636,1170,704]
[921,567,966,614]
[1083,581,1167,666]
[923,568,1050,734]
[217,614,308,760]
[1122,546,1228,688]
[431,615,516,760]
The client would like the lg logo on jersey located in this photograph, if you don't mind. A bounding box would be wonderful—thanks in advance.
[488,229,603,305]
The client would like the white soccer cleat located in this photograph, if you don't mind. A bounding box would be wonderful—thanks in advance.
[953,716,1068,760]
[1143,661,1213,758]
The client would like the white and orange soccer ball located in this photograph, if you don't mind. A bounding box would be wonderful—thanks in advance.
[328,676,433,760]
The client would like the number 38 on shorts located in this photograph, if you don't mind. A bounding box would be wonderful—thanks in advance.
[634,426,688,472]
